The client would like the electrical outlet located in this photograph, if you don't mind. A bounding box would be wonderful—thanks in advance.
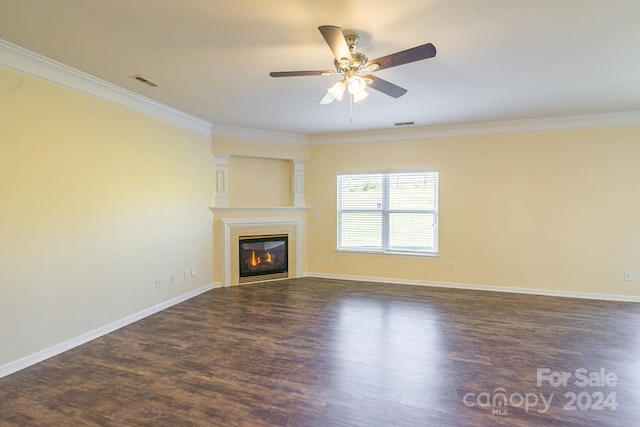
[449,262,456,271]
[156,278,162,288]
[171,273,176,284]
[624,272,633,282]
[191,267,197,277]
[184,269,190,280]
[326,255,332,263]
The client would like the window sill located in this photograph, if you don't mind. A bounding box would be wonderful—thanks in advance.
[336,249,440,259]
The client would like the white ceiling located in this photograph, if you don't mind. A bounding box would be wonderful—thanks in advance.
[1,0,639,136]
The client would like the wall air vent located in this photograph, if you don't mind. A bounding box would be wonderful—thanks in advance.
[130,75,159,87]
[394,121,415,126]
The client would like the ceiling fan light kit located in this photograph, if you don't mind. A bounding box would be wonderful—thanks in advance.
[269,25,436,109]
[328,80,347,101]
[346,73,367,95]
[352,90,369,103]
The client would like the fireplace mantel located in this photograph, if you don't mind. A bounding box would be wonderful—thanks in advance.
[219,217,304,286]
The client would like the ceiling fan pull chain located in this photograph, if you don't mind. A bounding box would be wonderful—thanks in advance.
[349,94,353,123]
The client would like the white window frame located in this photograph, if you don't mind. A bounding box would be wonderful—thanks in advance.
[337,171,439,256]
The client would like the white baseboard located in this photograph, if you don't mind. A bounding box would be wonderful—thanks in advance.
[306,272,640,303]
[0,283,215,379]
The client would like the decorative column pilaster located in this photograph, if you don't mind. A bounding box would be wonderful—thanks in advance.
[291,160,306,207]
[213,154,231,208]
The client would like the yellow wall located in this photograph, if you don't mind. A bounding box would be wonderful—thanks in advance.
[305,127,640,297]
[0,67,214,367]
[228,157,292,207]
[212,137,309,160]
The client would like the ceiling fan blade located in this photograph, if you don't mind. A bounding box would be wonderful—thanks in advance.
[366,43,436,71]
[318,25,353,65]
[319,92,335,105]
[364,75,408,98]
[270,70,336,77]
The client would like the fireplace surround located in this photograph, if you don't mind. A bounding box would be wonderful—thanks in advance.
[220,217,304,286]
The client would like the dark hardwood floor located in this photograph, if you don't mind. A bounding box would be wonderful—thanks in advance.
[1,277,639,426]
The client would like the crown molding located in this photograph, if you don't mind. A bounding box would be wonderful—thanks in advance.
[0,39,213,136]
[4,38,638,145]
[212,123,309,145]
[308,111,640,145]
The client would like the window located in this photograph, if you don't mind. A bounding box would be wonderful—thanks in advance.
[337,171,439,255]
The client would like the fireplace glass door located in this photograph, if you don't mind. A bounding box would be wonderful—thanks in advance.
[239,234,288,280]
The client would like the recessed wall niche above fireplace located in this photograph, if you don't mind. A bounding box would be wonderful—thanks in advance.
[239,234,288,283]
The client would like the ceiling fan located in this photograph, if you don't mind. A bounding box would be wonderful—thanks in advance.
[269,25,436,105]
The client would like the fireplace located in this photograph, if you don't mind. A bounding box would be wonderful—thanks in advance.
[238,234,288,283]
[219,217,302,286]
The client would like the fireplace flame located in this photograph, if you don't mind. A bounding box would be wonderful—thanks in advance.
[249,251,273,267]
[250,251,259,266]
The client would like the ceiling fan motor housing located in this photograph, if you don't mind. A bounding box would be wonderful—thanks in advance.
[334,51,368,72]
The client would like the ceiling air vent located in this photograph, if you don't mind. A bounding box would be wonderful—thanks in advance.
[130,75,159,87]
[394,121,415,126]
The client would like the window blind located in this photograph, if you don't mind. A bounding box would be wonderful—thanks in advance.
[337,172,438,254]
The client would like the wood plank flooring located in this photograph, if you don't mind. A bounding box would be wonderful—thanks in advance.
[1,277,639,426]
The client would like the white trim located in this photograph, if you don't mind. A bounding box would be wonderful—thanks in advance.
[308,111,640,145]
[220,217,304,287]
[0,39,213,136]
[336,249,439,258]
[307,272,640,303]
[0,283,215,379]
[291,159,307,207]
[212,124,309,145]
[213,154,231,208]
